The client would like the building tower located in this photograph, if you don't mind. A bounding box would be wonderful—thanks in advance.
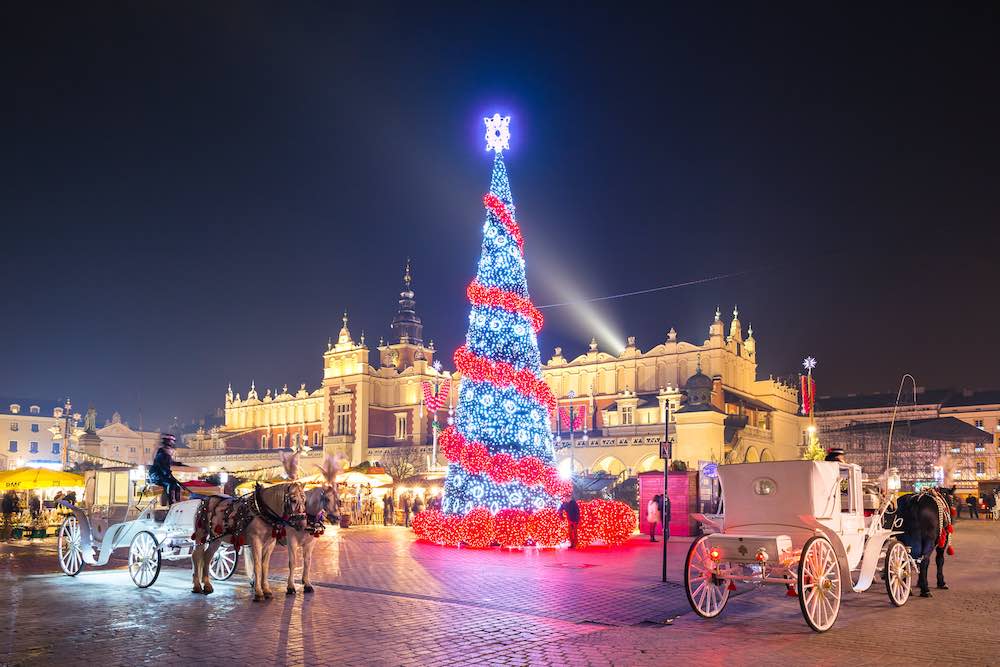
[380,259,434,370]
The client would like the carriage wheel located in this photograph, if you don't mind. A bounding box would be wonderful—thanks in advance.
[209,542,239,581]
[883,539,911,607]
[57,516,84,576]
[128,531,161,588]
[684,536,730,618]
[798,536,841,632]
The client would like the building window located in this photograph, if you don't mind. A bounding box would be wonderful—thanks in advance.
[8,441,16,452]
[293,433,300,447]
[129,447,136,453]
[950,446,960,454]
[10,422,18,432]
[29,441,38,453]
[52,442,60,454]
[975,419,985,429]
[312,431,319,447]
[29,405,39,415]
[277,434,285,448]
[395,414,407,440]
[30,423,39,432]
[262,434,268,448]
[335,403,351,435]
[976,461,985,476]
[621,407,634,426]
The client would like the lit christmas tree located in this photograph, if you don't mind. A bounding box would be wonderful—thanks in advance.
[413,115,634,548]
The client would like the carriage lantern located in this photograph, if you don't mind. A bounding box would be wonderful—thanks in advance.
[887,468,901,492]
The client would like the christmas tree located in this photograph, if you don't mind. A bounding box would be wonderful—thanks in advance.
[414,115,632,548]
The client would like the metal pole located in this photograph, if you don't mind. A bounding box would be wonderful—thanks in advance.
[662,399,672,583]
[569,404,575,477]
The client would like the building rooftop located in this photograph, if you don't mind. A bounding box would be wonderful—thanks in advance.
[0,397,64,416]
[831,417,993,444]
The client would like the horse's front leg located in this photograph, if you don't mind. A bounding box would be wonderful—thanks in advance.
[191,543,204,594]
[286,532,298,595]
[302,535,315,593]
[261,539,276,599]
[251,538,265,602]
[201,542,216,595]
[935,547,947,589]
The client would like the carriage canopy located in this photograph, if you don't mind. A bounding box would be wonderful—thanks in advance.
[718,460,847,533]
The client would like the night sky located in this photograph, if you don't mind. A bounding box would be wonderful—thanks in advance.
[3,4,998,429]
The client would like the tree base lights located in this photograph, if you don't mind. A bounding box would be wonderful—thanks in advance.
[414,115,635,550]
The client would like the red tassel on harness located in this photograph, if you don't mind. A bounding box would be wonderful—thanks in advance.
[727,581,736,591]
[950,507,957,518]
[946,524,954,534]
[947,545,954,556]
[214,524,224,535]
[786,586,797,597]
[938,532,946,548]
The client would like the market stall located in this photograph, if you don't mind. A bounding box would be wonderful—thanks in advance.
[0,468,85,539]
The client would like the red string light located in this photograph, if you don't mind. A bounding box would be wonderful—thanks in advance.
[454,345,556,413]
[483,193,524,252]
[413,501,635,549]
[466,281,543,332]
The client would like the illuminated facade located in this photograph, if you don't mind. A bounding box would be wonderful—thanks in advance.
[543,307,807,477]
[210,264,454,473]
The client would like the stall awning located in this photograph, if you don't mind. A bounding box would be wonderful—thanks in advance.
[0,468,84,491]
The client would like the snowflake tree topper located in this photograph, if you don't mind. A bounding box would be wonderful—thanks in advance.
[484,113,511,154]
[802,356,817,372]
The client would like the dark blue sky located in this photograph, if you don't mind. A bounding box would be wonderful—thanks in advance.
[3,3,998,429]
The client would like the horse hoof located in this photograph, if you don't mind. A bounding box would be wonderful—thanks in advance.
[919,591,932,598]
[937,584,949,590]
[253,594,263,602]
[202,587,213,595]
[286,587,296,595]
[192,588,203,594]
[303,585,314,594]
[263,591,273,600]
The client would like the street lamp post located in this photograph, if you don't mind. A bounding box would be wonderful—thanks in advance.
[557,390,587,479]
[48,398,78,470]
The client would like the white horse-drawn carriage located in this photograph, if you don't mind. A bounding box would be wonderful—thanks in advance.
[56,467,238,587]
[687,460,913,632]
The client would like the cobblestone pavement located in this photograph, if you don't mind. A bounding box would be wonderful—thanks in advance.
[2,518,998,666]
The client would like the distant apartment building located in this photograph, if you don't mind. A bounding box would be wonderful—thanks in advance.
[815,388,1000,488]
[0,398,66,470]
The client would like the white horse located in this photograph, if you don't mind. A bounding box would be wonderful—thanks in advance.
[284,456,341,595]
[192,452,307,601]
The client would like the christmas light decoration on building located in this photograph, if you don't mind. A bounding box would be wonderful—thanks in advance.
[412,115,635,549]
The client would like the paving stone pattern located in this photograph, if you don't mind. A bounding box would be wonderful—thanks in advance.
[2,518,998,666]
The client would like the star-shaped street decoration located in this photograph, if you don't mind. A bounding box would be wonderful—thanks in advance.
[484,113,511,154]
[802,357,817,371]
[433,359,443,373]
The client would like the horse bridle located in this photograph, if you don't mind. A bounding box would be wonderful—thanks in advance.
[254,483,307,529]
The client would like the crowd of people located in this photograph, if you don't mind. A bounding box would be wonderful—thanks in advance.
[1,489,76,540]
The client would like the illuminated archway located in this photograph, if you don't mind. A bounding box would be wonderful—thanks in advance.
[744,446,760,463]
[593,456,627,476]
[760,448,774,462]
[636,454,665,473]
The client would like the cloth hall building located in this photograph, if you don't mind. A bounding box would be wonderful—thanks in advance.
[188,268,808,477]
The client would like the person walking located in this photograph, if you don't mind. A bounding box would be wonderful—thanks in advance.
[2,491,18,541]
[558,493,581,549]
[647,494,663,542]
[412,493,424,517]
[401,492,412,527]
[966,493,979,520]
[383,493,395,526]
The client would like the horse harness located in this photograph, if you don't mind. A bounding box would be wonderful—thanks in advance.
[915,488,955,554]
[251,483,307,544]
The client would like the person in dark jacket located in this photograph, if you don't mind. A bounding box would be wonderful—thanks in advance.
[966,494,979,519]
[147,434,185,504]
[558,494,581,548]
[383,493,395,525]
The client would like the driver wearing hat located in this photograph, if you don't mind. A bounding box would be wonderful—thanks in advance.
[147,434,185,504]
[825,447,846,463]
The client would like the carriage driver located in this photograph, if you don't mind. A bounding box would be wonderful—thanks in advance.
[825,447,846,463]
[147,434,185,505]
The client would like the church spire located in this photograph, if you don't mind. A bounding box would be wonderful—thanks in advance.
[390,258,423,345]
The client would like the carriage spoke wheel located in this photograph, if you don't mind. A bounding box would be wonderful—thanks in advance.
[684,536,730,618]
[128,531,161,588]
[209,542,239,581]
[798,536,841,632]
[884,539,911,607]
[58,516,84,576]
